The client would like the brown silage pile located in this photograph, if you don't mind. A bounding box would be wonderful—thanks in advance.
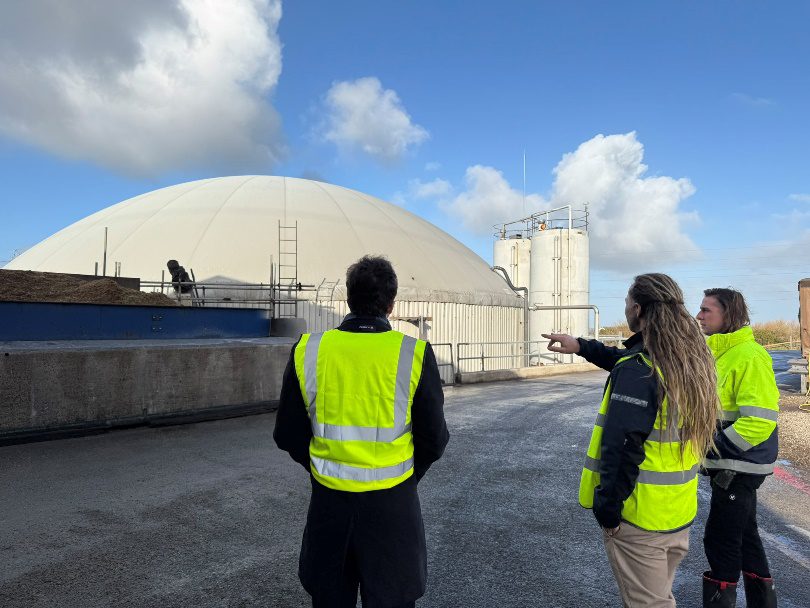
[0,270,177,307]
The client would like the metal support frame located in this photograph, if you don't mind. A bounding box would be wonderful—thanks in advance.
[529,304,600,363]
[491,266,529,346]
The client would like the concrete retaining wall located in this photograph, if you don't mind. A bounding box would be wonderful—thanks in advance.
[457,362,601,384]
[0,337,295,444]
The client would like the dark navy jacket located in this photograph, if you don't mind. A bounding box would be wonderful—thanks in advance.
[577,333,660,529]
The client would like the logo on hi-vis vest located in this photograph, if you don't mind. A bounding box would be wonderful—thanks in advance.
[610,393,648,408]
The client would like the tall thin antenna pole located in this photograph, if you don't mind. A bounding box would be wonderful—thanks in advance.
[522,151,526,215]
[102,227,108,276]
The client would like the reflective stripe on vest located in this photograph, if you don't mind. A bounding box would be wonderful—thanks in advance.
[719,406,779,422]
[295,330,425,492]
[302,332,416,443]
[578,353,699,532]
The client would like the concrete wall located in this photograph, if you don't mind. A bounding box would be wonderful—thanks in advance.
[457,362,600,384]
[0,337,294,443]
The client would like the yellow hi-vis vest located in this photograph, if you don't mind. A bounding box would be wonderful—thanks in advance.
[294,329,426,492]
[578,353,700,532]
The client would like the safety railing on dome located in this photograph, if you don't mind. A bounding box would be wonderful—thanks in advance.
[141,279,318,313]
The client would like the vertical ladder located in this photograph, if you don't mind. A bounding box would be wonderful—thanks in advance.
[277,220,298,318]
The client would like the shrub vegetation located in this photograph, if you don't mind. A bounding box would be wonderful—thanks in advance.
[599,320,800,350]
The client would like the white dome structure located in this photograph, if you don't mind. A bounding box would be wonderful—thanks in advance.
[7,176,524,375]
[9,176,515,305]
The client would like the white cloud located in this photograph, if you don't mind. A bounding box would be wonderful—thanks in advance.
[322,77,428,163]
[772,209,810,223]
[445,132,700,270]
[0,0,285,176]
[444,165,545,233]
[410,178,452,199]
[548,132,699,269]
[731,92,776,107]
[788,193,810,203]
[390,177,452,207]
[425,161,441,171]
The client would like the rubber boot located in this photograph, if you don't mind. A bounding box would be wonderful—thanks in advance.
[742,572,777,608]
[703,572,737,607]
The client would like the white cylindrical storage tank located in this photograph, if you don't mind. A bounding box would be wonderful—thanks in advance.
[493,237,531,289]
[529,228,589,359]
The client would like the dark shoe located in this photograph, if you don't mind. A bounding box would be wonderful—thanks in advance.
[703,571,737,607]
[743,571,777,607]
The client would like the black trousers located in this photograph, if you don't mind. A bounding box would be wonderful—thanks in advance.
[703,472,771,583]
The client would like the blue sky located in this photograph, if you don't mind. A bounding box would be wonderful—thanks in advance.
[1,1,808,323]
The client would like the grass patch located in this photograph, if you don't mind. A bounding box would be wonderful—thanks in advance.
[751,320,801,349]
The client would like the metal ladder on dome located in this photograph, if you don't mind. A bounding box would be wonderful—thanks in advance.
[277,220,299,318]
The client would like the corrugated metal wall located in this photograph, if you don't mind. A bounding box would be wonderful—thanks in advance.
[297,299,524,383]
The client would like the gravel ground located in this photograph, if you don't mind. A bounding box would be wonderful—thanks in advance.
[779,389,810,471]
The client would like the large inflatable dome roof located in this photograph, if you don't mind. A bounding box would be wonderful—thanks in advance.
[6,176,517,305]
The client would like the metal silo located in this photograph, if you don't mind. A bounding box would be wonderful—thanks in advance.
[493,236,532,289]
[529,226,590,340]
[494,206,590,364]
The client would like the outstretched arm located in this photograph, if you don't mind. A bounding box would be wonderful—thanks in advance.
[543,332,626,371]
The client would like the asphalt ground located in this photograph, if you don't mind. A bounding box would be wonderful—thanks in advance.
[1,372,808,607]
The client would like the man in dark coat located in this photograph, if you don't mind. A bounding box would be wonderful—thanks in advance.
[274,255,449,608]
[166,259,193,294]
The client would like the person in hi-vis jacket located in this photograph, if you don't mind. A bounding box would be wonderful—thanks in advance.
[545,273,719,608]
[697,288,779,608]
[274,256,449,608]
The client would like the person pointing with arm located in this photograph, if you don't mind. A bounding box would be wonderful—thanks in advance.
[544,273,719,608]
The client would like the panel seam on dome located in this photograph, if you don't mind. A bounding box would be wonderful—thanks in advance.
[185,176,259,263]
[310,181,366,254]
[33,179,217,271]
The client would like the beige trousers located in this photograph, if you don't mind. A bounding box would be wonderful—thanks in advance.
[603,524,690,607]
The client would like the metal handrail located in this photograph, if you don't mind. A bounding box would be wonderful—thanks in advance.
[457,340,560,372]
[530,304,600,341]
[430,342,455,385]
[761,340,802,350]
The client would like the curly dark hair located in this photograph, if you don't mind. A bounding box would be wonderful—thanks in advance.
[346,256,398,317]
[703,287,750,333]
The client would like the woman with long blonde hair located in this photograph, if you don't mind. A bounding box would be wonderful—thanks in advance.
[545,273,718,607]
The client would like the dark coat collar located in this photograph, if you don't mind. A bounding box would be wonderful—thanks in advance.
[622,332,644,353]
[338,313,392,333]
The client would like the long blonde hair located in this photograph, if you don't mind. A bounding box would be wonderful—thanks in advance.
[629,273,718,459]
